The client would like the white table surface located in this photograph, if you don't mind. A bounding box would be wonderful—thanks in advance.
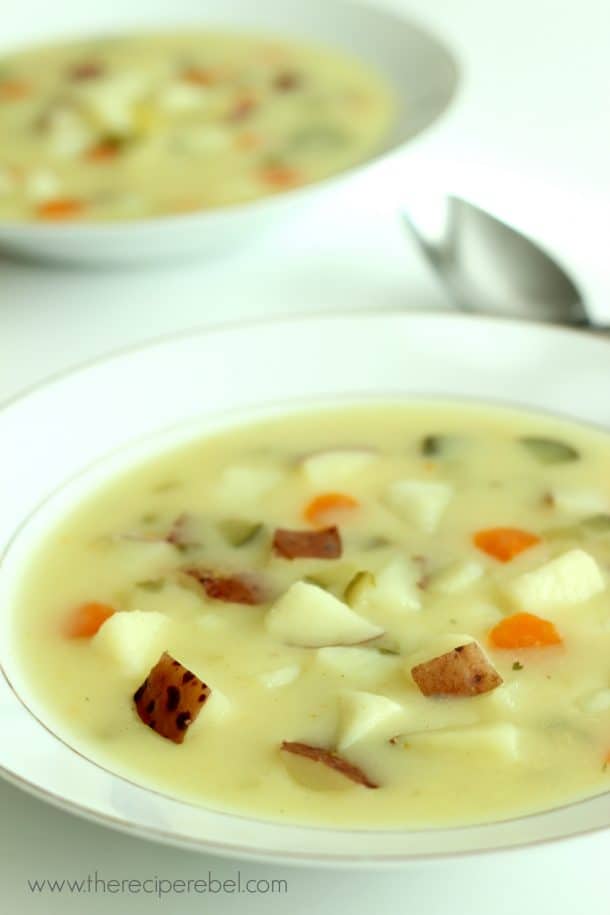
[1,0,609,911]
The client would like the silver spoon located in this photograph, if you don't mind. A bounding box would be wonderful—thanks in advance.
[402,194,593,327]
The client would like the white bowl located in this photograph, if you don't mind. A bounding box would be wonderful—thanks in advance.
[0,0,457,265]
[0,311,609,866]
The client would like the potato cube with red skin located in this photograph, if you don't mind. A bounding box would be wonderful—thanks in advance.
[280,741,378,788]
[133,652,211,743]
[184,569,266,605]
[411,642,502,698]
[273,526,342,559]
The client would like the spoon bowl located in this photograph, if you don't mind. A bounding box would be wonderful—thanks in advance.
[403,194,587,325]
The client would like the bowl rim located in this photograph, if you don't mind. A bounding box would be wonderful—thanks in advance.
[0,0,459,236]
[3,306,608,411]
[1,308,609,866]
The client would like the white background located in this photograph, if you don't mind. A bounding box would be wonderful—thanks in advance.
[1,0,609,911]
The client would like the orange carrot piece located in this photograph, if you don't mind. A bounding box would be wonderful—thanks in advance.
[85,139,122,162]
[64,602,115,638]
[181,66,219,86]
[234,130,262,151]
[36,198,85,220]
[259,164,303,189]
[473,527,541,562]
[304,492,359,526]
[489,612,562,650]
[0,79,31,101]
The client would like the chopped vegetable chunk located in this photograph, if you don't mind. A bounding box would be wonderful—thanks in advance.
[549,487,608,517]
[361,555,422,614]
[280,741,378,788]
[259,164,302,188]
[64,601,115,638]
[266,581,384,646]
[315,645,399,686]
[217,519,262,547]
[509,549,605,610]
[411,642,503,697]
[406,723,522,761]
[429,559,484,594]
[488,612,562,649]
[94,609,170,676]
[300,448,376,486]
[473,527,541,562]
[338,690,406,749]
[519,436,580,464]
[36,197,84,220]
[303,492,359,526]
[0,79,31,100]
[343,570,375,607]
[166,513,200,548]
[273,526,342,559]
[184,569,266,605]
[420,434,445,457]
[133,652,210,744]
[385,479,453,533]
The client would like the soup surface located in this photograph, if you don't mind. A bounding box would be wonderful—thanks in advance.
[12,402,610,828]
[0,31,393,221]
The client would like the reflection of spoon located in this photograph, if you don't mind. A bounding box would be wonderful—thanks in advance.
[402,195,593,327]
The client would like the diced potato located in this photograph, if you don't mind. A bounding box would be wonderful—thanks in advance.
[185,126,233,154]
[258,665,301,689]
[212,463,283,515]
[395,692,482,735]
[202,687,233,724]
[430,560,484,595]
[551,487,609,517]
[385,479,453,533]
[133,652,210,743]
[24,169,60,202]
[281,747,355,792]
[315,646,400,686]
[159,82,208,112]
[456,601,504,631]
[338,690,406,750]
[108,539,177,584]
[509,549,605,611]
[280,741,378,788]
[266,581,384,647]
[406,723,522,761]
[93,610,170,677]
[357,555,421,615]
[44,108,95,158]
[76,71,149,132]
[410,642,502,697]
[578,688,610,714]
[300,448,376,487]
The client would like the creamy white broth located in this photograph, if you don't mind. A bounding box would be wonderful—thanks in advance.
[12,402,610,828]
[0,31,393,221]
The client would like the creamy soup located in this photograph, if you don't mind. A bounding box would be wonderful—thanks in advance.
[0,31,393,221]
[12,403,610,828]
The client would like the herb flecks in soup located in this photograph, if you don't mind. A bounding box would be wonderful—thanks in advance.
[13,403,610,828]
[0,31,393,222]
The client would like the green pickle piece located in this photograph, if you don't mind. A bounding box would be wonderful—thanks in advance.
[217,519,263,548]
[343,570,375,607]
[519,436,580,465]
[136,578,165,592]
